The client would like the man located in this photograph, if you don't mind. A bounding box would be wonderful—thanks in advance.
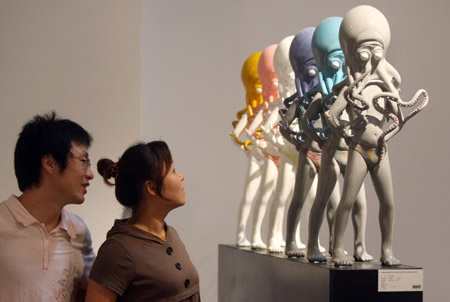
[0,112,95,301]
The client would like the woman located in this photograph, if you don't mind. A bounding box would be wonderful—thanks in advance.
[86,141,200,302]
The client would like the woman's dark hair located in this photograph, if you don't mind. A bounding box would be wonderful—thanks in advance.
[97,141,172,215]
[14,111,92,192]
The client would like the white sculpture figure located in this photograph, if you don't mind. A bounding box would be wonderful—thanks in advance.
[246,44,281,250]
[303,17,372,263]
[280,28,322,257]
[230,52,265,247]
[261,36,297,253]
[325,6,429,266]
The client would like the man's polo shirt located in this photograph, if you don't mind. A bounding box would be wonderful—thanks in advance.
[0,195,95,301]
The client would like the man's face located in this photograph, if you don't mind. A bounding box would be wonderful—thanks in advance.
[56,142,94,206]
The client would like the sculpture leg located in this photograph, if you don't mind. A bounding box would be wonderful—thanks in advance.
[297,175,319,250]
[251,158,278,249]
[351,183,374,262]
[267,158,295,253]
[236,155,262,247]
[369,151,401,266]
[332,149,368,266]
[285,153,316,257]
[307,147,340,262]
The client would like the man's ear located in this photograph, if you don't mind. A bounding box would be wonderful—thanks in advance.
[41,154,57,175]
[144,180,158,197]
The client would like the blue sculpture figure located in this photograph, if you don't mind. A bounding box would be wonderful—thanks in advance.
[279,27,322,257]
[301,17,373,263]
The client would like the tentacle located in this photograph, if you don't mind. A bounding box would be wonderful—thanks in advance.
[344,70,371,111]
[373,89,429,122]
[401,89,429,122]
[372,94,399,160]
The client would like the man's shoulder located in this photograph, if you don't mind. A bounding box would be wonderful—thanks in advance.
[0,195,19,219]
[61,208,90,237]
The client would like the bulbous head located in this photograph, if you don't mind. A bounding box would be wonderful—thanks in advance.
[339,5,391,70]
[289,27,319,98]
[312,17,346,96]
[273,36,295,98]
[241,52,264,114]
[257,44,279,105]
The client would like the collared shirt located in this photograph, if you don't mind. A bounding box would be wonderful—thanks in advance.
[90,219,200,302]
[0,195,95,302]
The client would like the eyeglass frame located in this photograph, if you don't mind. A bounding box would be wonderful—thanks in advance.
[68,152,91,169]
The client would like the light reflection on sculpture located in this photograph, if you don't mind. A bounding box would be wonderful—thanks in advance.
[324,5,429,266]
[230,52,265,247]
[302,17,372,263]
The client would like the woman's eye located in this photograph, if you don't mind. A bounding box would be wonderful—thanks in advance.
[359,51,370,61]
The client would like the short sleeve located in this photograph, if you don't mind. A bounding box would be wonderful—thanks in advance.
[89,239,135,296]
[80,226,96,288]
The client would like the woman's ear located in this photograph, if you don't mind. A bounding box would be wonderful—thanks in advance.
[144,180,158,197]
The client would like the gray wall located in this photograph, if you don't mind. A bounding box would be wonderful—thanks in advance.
[0,0,141,254]
[142,1,449,301]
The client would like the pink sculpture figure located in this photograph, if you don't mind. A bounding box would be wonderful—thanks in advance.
[246,44,281,249]
[261,36,297,253]
[325,6,429,266]
[230,52,265,247]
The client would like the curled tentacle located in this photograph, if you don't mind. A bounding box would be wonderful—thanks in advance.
[306,117,332,141]
[400,89,429,123]
[344,70,371,111]
[229,131,253,151]
[372,94,400,160]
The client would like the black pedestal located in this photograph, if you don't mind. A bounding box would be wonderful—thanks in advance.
[219,245,423,302]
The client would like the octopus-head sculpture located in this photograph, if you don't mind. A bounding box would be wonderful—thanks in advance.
[257,44,280,108]
[273,36,295,99]
[241,51,264,116]
[312,17,346,98]
[339,5,428,157]
[339,5,398,92]
[289,27,319,98]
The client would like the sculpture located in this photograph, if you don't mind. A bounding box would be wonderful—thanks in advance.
[302,17,372,263]
[324,6,429,266]
[230,52,265,247]
[261,36,298,253]
[280,28,322,257]
[246,44,281,249]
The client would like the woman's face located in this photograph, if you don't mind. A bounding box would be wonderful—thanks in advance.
[161,162,186,208]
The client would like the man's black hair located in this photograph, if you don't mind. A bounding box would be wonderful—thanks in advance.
[14,111,93,192]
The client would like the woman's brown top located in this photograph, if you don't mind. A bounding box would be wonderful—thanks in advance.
[89,219,200,302]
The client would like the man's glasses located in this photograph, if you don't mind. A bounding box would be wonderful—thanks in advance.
[68,153,91,169]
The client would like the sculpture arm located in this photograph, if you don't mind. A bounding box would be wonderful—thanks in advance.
[301,93,324,145]
[279,100,301,147]
[261,108,280,145]
[324,87,350,138]
[230,112,251,151]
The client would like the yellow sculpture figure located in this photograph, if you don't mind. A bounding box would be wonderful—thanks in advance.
[230,52,266,247]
